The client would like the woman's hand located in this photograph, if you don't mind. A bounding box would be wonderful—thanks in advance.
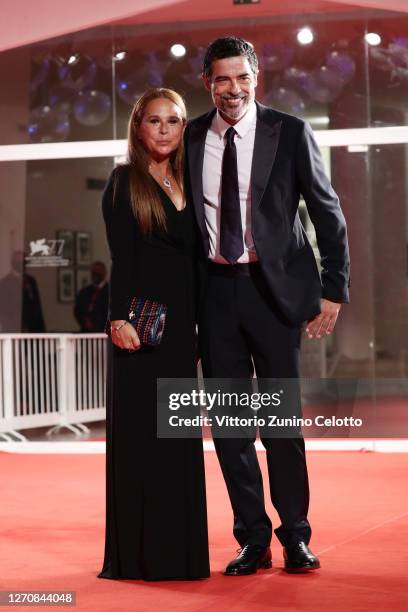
[110,320,141,351]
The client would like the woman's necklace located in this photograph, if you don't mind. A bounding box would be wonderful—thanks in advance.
[149,162,173,193]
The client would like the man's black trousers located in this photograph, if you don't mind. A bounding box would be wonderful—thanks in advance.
[198,262,312,548]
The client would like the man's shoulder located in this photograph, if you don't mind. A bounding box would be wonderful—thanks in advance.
[77,284,91,298]
[187,108,216,131]
[24,273,37,287]
[255,102,305,131]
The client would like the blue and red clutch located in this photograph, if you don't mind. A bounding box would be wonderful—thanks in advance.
[105,296,167,347]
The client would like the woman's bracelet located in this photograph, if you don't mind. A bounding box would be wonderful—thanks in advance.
[112,320,128,332]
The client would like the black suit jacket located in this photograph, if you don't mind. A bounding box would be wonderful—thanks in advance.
[185,101,350,326]
[74,282,109,332]
[0,272,46,332]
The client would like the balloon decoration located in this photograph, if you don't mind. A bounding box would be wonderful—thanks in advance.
[370,47,395,72]
[27,105,70,143]
[182,47,206,88]
[370,37,408,83]
[27,40,361,139]
[73,90,112,126]
[304,65,344,103]
[28,52,114,137]
[325,51,356,83]
[282,66,309,92]
[58,55,98,91]
[386,37,408,82]
[264,78,306,115]
[260,43,295,72]
[265,48,357,109]
[30,58,50,92]
[116,51,167,105]
[116,67,161,105]
[96,54,114,71]
[48,81,78,114]
[388,36,408,64]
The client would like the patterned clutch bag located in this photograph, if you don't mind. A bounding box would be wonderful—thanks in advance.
[105,296,167,347]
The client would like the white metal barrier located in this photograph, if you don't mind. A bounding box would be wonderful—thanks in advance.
[0,334,107,441]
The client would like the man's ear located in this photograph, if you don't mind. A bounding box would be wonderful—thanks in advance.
[253,69,259,88]
[202,73,211,92]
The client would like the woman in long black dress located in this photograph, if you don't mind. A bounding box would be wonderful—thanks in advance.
[97,88,210,581]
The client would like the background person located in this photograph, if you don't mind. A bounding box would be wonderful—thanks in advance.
[0,250,46,332]
[74,261,109,332]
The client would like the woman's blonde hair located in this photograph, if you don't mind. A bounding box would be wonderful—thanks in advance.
[116,88,187,235]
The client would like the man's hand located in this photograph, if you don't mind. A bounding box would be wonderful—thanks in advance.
[306,299,341,339]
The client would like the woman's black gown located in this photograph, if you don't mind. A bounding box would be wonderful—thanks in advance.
[97,165,210,581]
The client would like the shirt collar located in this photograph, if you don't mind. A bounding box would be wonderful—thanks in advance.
[93,279,107,289]
[214,100,257,139]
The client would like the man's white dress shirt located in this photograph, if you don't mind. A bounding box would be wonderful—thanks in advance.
[203,101,258,264]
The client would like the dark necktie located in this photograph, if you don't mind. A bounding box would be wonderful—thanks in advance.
[220,127,244,264]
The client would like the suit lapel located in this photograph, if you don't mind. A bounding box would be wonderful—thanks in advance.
[251,102,282,211]
[187,109,216,243]
[187,103,282,248]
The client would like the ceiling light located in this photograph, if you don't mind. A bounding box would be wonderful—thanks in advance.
[297,28,314,45]
[67,54,79,65]
[114,51,127,61]
[365,32,381,46]
[170,44,186,58]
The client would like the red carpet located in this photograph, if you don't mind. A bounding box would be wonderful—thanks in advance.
[1,449,408,611]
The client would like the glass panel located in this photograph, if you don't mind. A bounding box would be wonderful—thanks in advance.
[367,18,408,128]
[111,16,370,134]
[0,161,27,329]
[369,143,408,379]
[0,27,114,145]
[300,142,408,386]
[2,10,408,146]
[0,157,114,332]
[109,11,406,133]
[299,143,376,379]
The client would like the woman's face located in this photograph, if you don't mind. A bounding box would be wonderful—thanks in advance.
[138,97,185,161]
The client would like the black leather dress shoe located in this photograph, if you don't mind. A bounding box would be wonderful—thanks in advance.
[283,542,321,573]
[224,545,272,576]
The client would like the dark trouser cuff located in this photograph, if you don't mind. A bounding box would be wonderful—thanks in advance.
[274,521,312,547]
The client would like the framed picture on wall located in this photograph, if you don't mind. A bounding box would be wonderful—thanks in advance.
[76,232,92,265]
[58,268,75,303]
[56,230,75,264]
[76,268,91,292]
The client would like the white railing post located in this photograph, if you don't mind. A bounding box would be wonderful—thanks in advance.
[46,334,83,437]
[2,338,14,428]
[57,335,68,426]
[0,333,109,438]
[66,336,77,415]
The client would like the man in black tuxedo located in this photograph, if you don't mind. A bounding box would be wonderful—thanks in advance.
[0,250,46,332]
[74,261,109,332]
[184,37,350,575]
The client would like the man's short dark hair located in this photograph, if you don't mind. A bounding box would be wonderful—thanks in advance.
[203,36,259,78]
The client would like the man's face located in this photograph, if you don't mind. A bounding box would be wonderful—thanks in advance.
[203,55,258,124]
[11,250,24,273]
[91,263,106,285]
